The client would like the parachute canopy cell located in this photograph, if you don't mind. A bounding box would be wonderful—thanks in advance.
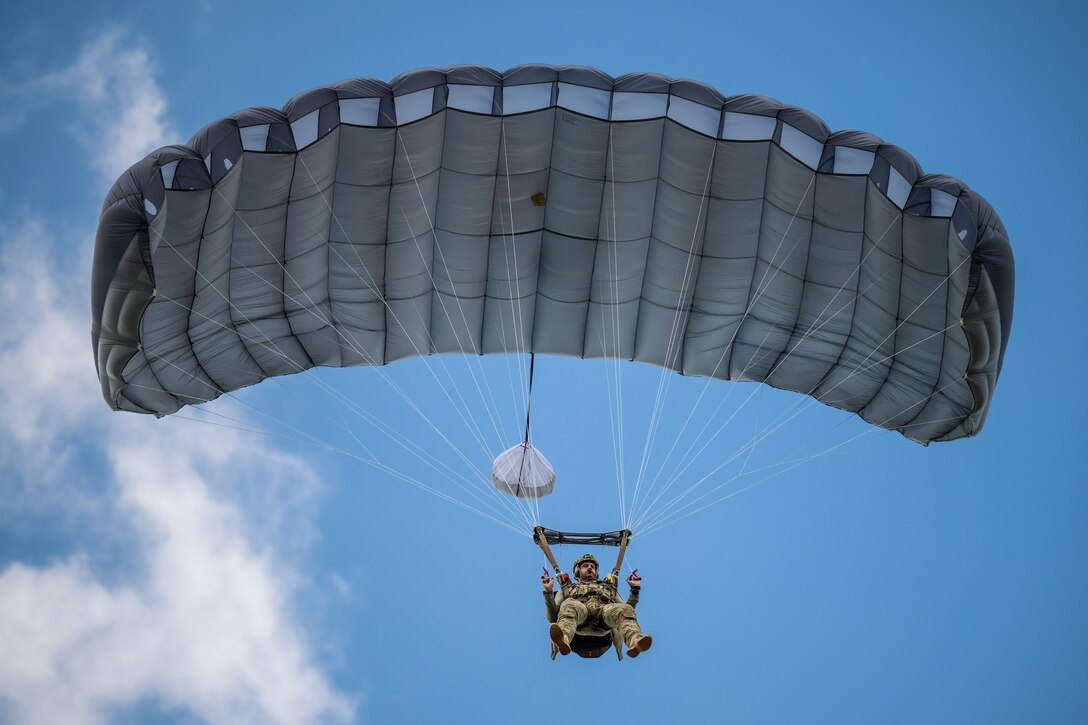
[91,64,1014,444]
[491,443,556,499]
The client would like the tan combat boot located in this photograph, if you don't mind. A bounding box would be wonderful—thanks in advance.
[549,623,572,655]
[625,634,653,658]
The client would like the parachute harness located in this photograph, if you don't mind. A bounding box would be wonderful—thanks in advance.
[534,526,631,596]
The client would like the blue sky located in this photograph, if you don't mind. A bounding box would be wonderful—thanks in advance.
[1,1,1085,723]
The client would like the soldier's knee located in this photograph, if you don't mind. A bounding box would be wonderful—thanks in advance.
[559,599,587,621]
[602,603,637,628]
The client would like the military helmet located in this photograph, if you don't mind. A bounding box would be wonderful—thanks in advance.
[572,553,599,576]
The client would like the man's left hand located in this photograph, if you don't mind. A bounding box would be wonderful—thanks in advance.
[627,570,641,590]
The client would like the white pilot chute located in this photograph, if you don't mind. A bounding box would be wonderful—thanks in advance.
[491,442,555,499]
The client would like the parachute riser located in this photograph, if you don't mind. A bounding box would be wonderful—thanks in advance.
[534,525,571,595]
[533,526,632,593]
[609,530,630,587]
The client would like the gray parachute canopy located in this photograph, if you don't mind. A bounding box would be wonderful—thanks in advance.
[91,64,1014,444]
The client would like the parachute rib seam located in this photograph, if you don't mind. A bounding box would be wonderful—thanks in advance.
[675,133,717,373]
[183,183,231,399]
[900,220,958,436]
[121,221,185,412]
[954,221,1005,427]
[140,197,217,408]
[766,170,822,382]
[379,127,398,366]
[533,96,560,355]
[959,210,1005,324]
[630,115,669,364]
[808,177,872,406]
[418,123,439,357]
[726,137,775,379]
[217,167,267,393]
[579,117,615,359]
[123,226,179,407]
[855,214,908,415]
[943,240,996,441]
[325,130,345,366]
[481,115,504,354]
[128,226,178,408]
[224,162,275,376]
[281,150,319,372]
[431,108,455,353]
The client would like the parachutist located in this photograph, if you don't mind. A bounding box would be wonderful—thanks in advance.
[542,554,652,659]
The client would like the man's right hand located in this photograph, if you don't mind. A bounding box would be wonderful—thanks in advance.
[541,574,554,591]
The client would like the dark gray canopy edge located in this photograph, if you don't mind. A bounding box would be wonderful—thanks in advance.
[91,64,1014,443]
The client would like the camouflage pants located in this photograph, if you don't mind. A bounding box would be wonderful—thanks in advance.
[556,598,642,648]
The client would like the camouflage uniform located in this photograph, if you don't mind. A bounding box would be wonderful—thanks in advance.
[544,579,643,652]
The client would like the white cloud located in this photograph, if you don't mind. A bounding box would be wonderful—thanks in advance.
[0,422,356,725]
[0,217,99,452]
[7,25,176,184]
[0,30,357,725]
[0,24,180,452]
[0,381,359,725]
